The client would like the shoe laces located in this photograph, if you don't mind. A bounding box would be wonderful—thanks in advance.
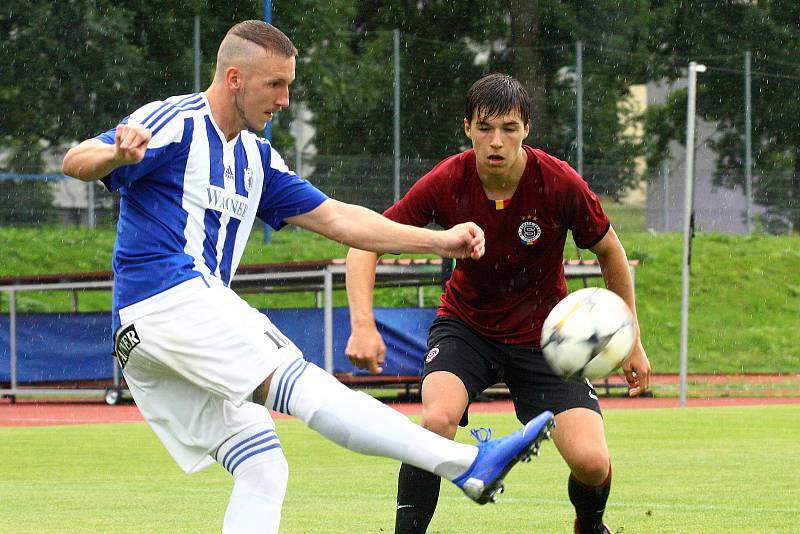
[469,427,493,443]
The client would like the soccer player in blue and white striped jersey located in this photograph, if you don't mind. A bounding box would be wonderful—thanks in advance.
[62,20,554,533]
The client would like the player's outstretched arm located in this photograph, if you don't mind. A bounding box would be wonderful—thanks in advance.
[591,226,652,396]
[286,198,485,260]
[345,247,386,374]
[62,124,152,182]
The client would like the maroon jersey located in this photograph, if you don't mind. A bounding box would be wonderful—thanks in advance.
[384,145,609,346]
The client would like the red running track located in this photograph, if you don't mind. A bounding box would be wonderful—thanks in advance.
[1,395,799,427]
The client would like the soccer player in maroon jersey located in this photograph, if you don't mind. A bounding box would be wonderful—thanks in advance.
[345,73,651,534]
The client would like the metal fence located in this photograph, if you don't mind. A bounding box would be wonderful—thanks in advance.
[3,163,795,235]
[0,174,117,228]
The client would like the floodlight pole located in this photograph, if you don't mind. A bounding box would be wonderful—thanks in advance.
[263,1,273,143]
[744,51,753,234]
[679,62,706,407]
[194,15,201,93]
[393,29,401,203]
[262,1,273,244]
[575,41,584,177]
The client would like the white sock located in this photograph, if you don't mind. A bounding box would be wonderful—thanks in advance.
[216,423,289,534]
[268,358,477,480]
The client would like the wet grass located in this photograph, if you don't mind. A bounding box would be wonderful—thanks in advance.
[1,406,798,533]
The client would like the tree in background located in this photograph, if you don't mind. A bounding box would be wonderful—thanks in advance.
[2,1,653,208]
[0,0,244,224]
[294,0,496,160]
[499,0,650,199]
[0,0,311,169]
[641,0,800,232]
[297,0,650,201]
[2,1,144,169]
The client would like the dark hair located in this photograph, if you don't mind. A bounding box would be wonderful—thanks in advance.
[227,20,297,57]
[464,73,530,125]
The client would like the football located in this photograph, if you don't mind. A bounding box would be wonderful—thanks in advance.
[541,287,635,381]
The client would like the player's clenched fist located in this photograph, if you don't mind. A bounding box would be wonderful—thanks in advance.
[345,326,387,374]
[438,222,485,260]
[114,123,152,165]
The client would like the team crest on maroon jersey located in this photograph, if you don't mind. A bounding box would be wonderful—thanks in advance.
[518,216,542,245]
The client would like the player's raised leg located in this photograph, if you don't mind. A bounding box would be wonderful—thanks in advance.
[260,357,554,504]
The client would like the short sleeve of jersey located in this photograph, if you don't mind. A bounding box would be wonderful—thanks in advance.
[542,153,609,249]
[96,100,185,192]
[383,157,455,227]
[256,143,328,229]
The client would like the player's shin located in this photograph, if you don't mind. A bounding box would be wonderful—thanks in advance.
[266,358,476,479]
[216,423,288,534]
[395,463,441,534]
[569,464,612,534]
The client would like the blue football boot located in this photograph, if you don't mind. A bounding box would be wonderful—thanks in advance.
[453,410,555,504]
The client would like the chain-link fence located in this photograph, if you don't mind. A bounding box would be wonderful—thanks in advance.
[0,175,117,228]
[7,165,794,234]
[2,165,647,229]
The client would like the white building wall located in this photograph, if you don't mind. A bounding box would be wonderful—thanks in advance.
[644,80,761,234]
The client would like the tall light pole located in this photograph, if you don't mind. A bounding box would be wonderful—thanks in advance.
[744,51,753,234]
[194,15,201,93]
[263,0,273,142]
[263,1,273,244]
[575,41,584,177]
[392,29,401,203]
[679,61,706,407]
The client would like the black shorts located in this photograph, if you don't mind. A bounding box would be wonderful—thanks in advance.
[422,315,601,427]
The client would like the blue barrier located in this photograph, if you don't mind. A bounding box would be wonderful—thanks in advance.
[0,307,436,384]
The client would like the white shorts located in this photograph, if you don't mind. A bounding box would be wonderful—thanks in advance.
[117,276,302,474]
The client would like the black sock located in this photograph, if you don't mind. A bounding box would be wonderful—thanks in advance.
[568,466,612,534]
[394,463,441,534]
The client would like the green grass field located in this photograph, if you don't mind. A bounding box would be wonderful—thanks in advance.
[1,406,798,533]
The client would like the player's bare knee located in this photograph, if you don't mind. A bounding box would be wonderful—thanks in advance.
[420,411,458,439]
[571,453,610,486]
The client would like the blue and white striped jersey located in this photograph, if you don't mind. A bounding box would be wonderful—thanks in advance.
[97,93,328,333]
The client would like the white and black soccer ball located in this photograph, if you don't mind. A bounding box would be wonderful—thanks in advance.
[541,287,635,381]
